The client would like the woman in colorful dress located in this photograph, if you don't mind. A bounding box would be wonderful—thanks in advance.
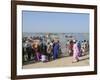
[72,40,79,62]
[32,43,41,61]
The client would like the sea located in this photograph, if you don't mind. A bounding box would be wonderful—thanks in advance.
[23,32,89,41]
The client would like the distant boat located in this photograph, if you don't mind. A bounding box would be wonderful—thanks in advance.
[65,35,73,38]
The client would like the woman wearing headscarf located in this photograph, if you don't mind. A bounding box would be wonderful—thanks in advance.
[32,43,41,61]
[53,41,60,60]
[72,40,79,62]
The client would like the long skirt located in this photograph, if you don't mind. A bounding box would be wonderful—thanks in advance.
[73,52,79,61]
[53,50,59,59]
[35,52,41,61]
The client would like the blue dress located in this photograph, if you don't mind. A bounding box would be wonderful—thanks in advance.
[53,43,59,59]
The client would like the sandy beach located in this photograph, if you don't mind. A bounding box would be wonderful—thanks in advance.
[22,54,89,69]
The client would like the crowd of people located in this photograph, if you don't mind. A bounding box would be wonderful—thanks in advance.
[66,40,89,62]
[22,36,62,64]
[22,35,89,65]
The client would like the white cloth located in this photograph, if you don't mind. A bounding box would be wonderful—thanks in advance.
[40,55,46,62]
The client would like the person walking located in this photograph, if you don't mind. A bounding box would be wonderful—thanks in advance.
[72,40,79,63]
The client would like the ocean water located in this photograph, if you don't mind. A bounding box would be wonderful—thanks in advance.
[23,32,89,41]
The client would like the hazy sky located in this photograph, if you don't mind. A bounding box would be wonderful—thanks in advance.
[22,11,89,33]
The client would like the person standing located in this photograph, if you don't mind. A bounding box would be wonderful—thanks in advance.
[69,40,73,56]
[47,42,52,61]
[83,40,87,53]
[77,41,82,57]
[32,43,41,61]
[40,41,48,62]
[81,41,85,55]
[53,41,60,60]
[66,40,70,55]
[25,40,33,61]
[72,40,79,62]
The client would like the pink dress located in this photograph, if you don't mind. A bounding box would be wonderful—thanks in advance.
[73,43,79,60]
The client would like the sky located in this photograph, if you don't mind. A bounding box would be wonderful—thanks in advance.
[22,11,89,33]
